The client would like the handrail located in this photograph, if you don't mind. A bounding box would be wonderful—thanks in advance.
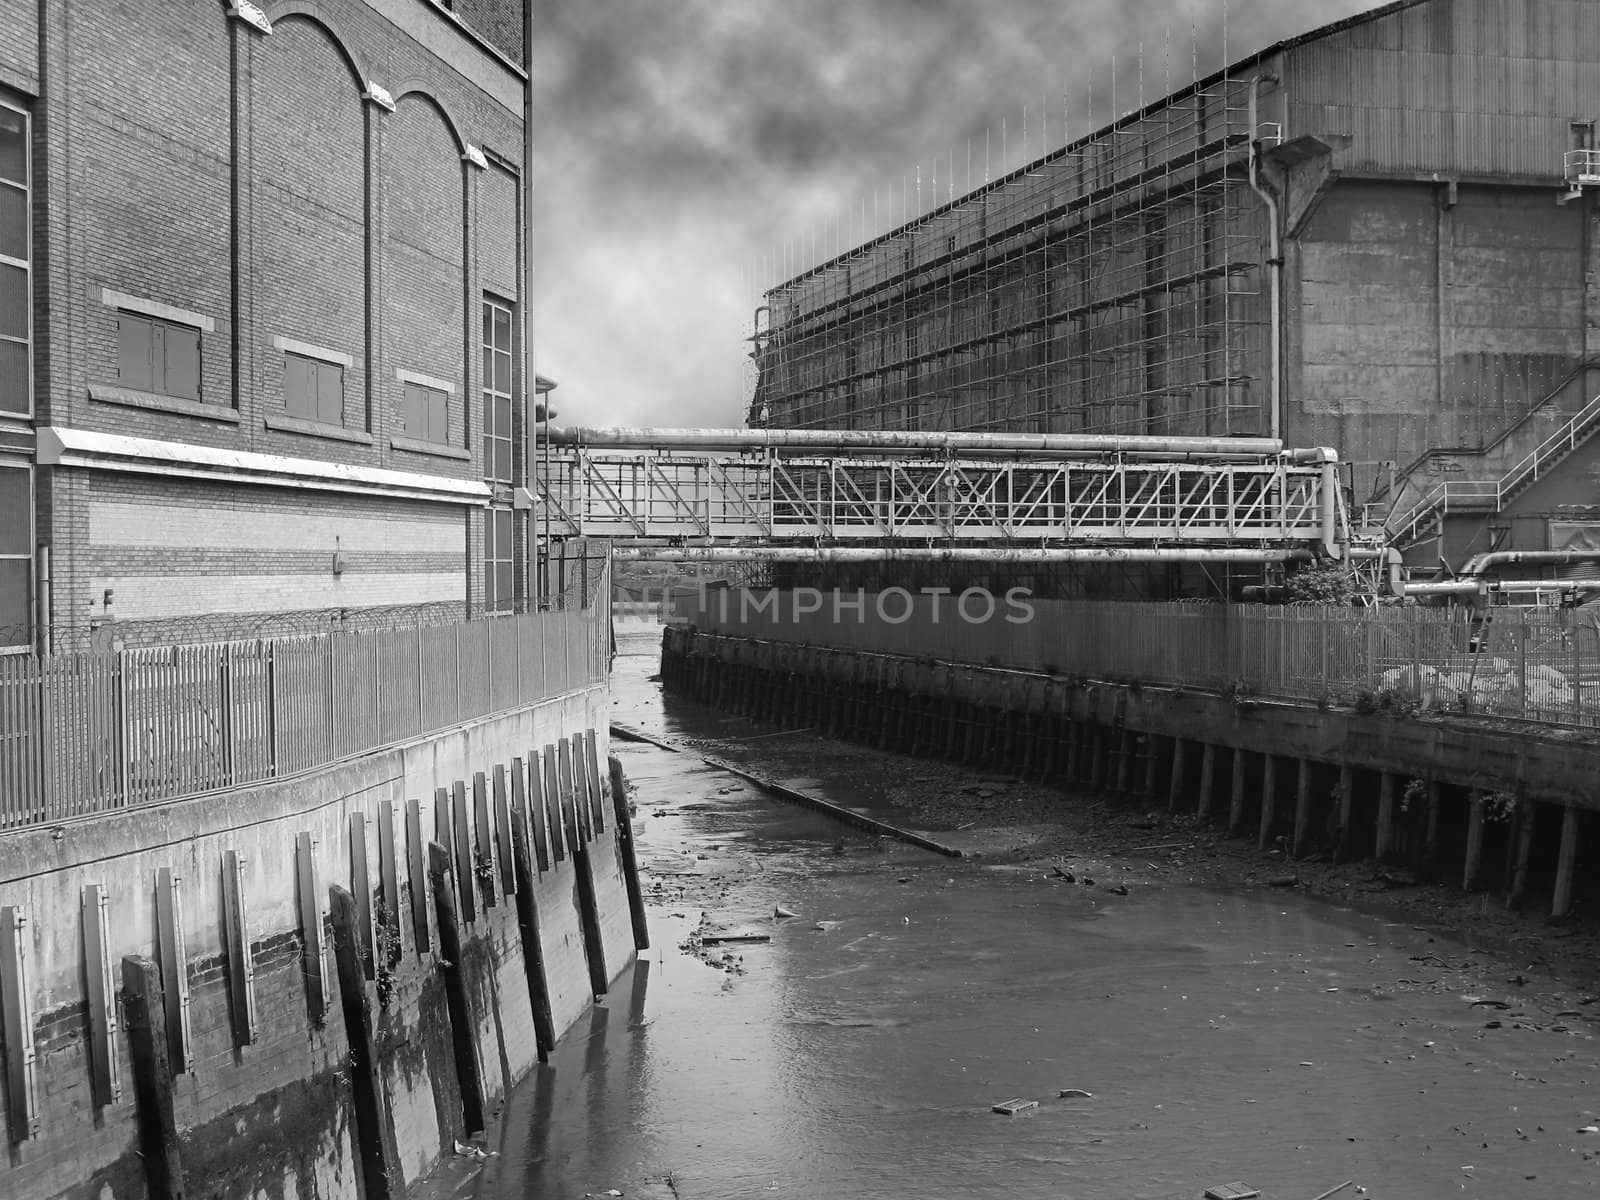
[1387,390,1600,544]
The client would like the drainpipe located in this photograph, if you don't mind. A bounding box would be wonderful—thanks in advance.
[523,3,539,609]
[1248,77,1283,443]
[35,545,50,657]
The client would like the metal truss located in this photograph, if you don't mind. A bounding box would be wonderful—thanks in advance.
[535,446,1341,558]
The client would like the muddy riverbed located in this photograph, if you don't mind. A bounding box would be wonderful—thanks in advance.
[484,622,1600,1200]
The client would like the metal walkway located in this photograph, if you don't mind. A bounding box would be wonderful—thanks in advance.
[534,428,1348,565]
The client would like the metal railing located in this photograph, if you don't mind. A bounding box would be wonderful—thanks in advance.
[1387,391,1600,544]
[0,595,611,831]
[687,595,1600,731]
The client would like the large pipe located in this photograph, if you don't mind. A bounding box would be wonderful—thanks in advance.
[1247,78,1284,443]
[1404,577,1600,598]
[546,426,1308,459]
[1458,550,1600,577]
[612,546,1314,564]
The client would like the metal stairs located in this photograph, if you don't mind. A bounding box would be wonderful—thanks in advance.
[1384,387,1600,549]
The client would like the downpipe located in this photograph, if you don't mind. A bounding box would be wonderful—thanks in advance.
[1248,76,1284,444]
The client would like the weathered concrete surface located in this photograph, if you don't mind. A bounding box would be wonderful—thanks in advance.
[665,626,1600,813]
[0,684,637,1200]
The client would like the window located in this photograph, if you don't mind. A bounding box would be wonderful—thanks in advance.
[484,506,513,613]
[0,101,29,417]
[284,352,344,425]
[116,312,201,401]
[401,381,448,443]
[0,463,31,650]
[483,298,514,484]
[1571,121,1595,152]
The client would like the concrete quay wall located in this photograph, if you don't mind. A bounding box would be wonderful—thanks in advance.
[662,625,1598,923]
[0,684,642,1200]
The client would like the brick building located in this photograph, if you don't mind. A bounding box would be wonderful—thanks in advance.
[751,0,1600,578]
[0,0,542,654]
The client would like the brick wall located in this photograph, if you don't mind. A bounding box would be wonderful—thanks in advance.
[50,472,468,627]
[31,0,528,632]
[0,0,38,94]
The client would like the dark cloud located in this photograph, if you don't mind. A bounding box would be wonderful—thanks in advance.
[527,0,1377,427]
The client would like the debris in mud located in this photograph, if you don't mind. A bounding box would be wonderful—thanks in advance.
[1202,1184,1260,1200]
[991,1098,1038,1115]
[774,905,796,919]
[813,920,840,932]
[1057,1088,1094,1098]
[701,933,771,945]
[1266,875,1299,888]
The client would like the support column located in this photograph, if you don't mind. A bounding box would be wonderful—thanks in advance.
[1228,749,1247,834]
[1375,772,1395,862]
[1113,729,1132,794]
[121,957,184,1200]
[1167,737,1186,813]
[1553,804,1581,919]
[1421,780,1441,880]
[1140,735,1158,799]
[1334,763,1355,863]
[1090,726,1108,791]
[1197,743,1216,819]
[1508,803,1536,911]
[330,887,400,1200]
[1292,758,1312,859]
[1257,754,1277,850]
[1064,722,1081,783]
[1462,790,1486,892]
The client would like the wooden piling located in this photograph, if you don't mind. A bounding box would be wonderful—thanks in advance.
[1462,790,1486,892]
[1292,758,1312,859]
[1334,763,1354,863]
[1167,737,1186,813]
[1197,743,1215,819]
[428,842,485,1134]
[121,956,184,1200]
[1375,772,1395,862]
[1257,754,1277,850]
[1508,803,1536,911]
[1421,780,1441,879]
[1113,728,1132,794]
[1228,749,1247,834]
[329,886,400,1200]
[1553,804,1580,919]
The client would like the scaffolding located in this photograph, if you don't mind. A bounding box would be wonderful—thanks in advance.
[752,76,1266,440]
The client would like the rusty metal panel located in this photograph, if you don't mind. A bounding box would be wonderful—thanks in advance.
[378,800,402,960]
[406,795,430,953]
[80,884,120,1107]
[154,867,193,1072]
[349,811,375,977]
[492,765,515,895]
[221,849,256,1046]
[542,744,564,864]
[584,729,607,835]
[0,906,37,1141]
[451,779,476,922]
[294,834,326,1024]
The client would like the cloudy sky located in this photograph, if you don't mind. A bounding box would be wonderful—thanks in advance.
[526,0,1377,430]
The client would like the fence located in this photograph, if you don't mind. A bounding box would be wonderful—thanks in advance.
[0,597,611,831]
[683,592,1600,731]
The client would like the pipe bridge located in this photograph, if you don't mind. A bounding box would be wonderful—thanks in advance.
[533,428,1348,564]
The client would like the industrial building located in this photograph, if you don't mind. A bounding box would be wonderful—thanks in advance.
[749,0,1600,587]
[0,0,543,654]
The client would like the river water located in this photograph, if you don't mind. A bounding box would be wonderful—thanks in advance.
[490,623,1597,1200]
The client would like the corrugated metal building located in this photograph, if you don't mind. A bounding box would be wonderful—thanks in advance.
[752,0,1600,572]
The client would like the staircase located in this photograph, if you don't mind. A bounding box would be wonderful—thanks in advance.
[1384,369,1600,549]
